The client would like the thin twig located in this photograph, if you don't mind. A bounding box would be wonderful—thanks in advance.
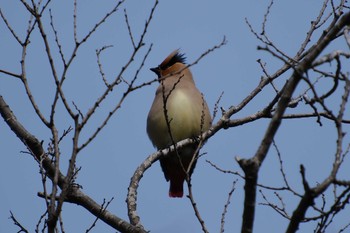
[220,179,238,233]
[86,197,114,233]
[9,211,29,233]
[96,45,114,87]
[0,8,23,45]
[212,91,224,122]
[49,9,66,67]
[186,179,209,233]
[124,9,136,49]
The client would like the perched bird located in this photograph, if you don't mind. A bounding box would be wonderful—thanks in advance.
[147,50,211,198]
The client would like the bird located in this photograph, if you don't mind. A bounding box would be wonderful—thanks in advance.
[147,50,212,198]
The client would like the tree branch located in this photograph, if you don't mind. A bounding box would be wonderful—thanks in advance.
[0,95,146,233]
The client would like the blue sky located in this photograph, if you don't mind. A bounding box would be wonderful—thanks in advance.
[1,1,349,232]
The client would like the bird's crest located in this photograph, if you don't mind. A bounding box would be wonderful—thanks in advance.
[159,50,186,70]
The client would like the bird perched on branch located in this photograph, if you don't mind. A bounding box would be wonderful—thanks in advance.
[147,50,211,198]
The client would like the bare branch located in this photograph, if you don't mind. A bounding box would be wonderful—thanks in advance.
[73,0,78,43]
[0,8,23,45]
[9,211,29,233]
[80,0,158,134]
[344,26,350,48]
[0,69,22,79]
[212,91,224,121]
[49,9,66,67]
[272,140,301,197]
[286,68,350,233]
[78,0,126,45]
[124,9,136,49]
[240,10,350,233]
[96,45,114,87]
[78,45,153,152]
[261,0,274,36]
[220,180,238,233]
[86,197,114,233]
[186,178,209,233]
[312,50,350,67]
[259,190,290,220]
[296,0,330,58]
[0,95,145,232]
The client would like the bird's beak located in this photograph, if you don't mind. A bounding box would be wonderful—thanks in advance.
[150,67,160,77]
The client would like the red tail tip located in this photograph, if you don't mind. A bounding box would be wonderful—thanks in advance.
[169,191,183,198]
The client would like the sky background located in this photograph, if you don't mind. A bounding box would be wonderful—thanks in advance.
[1,1,350,232]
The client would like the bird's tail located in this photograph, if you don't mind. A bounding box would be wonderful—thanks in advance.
[169,177,185,198]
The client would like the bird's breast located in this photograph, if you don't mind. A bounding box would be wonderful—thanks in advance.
[147,89,206,148]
